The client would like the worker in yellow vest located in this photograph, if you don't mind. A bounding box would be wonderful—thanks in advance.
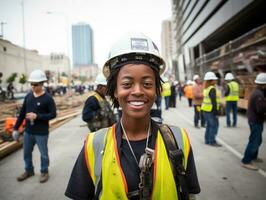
[201,71,222,147]
[161,78,171,110]
[65,33,200,200]
[224,73,239,127]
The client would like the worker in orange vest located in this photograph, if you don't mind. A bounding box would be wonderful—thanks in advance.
[184,80,193,107]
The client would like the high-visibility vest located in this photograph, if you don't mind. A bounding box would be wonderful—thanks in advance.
[84,124,190,200]
[161,82,171,97]
[184,85,193,99]
[225,81,239,101]
[86,92,115,132]
[201,86,221,112]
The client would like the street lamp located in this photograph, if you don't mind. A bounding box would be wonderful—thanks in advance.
[46,11,72,87]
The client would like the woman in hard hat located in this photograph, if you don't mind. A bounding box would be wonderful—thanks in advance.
[241,72,266,170]
[65,33,200,199]
[201,71,222,147]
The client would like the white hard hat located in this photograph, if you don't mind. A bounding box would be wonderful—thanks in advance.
[186,80,193,85]
[102,32,166,78]
[224,73,234,81]
[204,71,218,81]
[255,73,266,84]
[95,73,107,85]
[193,74,200,81]
[28,69,47,82]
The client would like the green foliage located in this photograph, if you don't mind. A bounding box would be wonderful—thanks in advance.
[19,74,27,84]
[6,73,17,83]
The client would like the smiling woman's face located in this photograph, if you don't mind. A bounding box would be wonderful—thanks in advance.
[115,63,156,120]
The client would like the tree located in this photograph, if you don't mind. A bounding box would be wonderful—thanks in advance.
[19,73,27,92]
[6,73,17,83]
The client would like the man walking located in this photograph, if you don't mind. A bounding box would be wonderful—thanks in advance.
[12,69,56,183]
[242,73,266,170]
[224,73,239,127]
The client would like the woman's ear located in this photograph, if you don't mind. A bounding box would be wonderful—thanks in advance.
[114,90,118,98]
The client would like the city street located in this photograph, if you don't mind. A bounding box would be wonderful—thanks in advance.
[0,99,265,200]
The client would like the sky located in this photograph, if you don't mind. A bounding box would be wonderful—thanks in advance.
[0,0,172,67]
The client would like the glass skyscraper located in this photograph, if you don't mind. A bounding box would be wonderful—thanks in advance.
[72,23,94,67]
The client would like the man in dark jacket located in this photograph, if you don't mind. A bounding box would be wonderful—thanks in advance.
[12,69,56,183]
[242,73,266,170]
[82,73,115,132]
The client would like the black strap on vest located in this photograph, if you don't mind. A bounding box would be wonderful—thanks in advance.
[159,124,189,200]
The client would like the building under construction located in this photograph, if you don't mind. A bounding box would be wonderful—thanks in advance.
[171,0,266,109]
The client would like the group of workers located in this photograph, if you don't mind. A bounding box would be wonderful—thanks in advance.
[184,71,266,171]
[9,31,265,200]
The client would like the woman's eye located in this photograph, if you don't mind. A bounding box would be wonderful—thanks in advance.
[122,82,131,88]
[144,82,153,87]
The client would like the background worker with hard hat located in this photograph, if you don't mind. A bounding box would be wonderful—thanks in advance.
[161,77,171,110]
[82,73,116,132]
[224,73,239,127]
[12,69,56,183]
[241,72,266,170]
[65,32,200,200]
[192,74,205,128]
[201,71,221,147]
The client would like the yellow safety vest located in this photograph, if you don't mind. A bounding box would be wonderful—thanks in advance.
[84,124,190,200]
[201,86,221,112]
[225,81,239,101]
[161,82,171,97]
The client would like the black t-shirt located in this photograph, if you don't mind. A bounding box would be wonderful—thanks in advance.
[65,121,200,200]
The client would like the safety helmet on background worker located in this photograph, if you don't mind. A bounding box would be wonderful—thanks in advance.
[204,71,218,81]
[102,32,166,78]
[28,69,47,82]
[224,73,235,81]
[193,74,200,81]
[95,73,107,85]
[255,72,266,84]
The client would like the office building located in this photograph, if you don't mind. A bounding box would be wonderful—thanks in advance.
[72,23,94,67]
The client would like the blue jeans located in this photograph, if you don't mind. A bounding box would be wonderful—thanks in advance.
[226,101,238,127]
[203,112,219,144]
[164,96,170,110]
[242,123,263,164]
[194,105,205,127]
[23,132,49,173]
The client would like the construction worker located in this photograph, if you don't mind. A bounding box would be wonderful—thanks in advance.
[224,73,239,127]
[201,71,221,147]
[82,73,116,132]
[192,75,205,128]
[241,73,266,170]
[65,33,200,200]
[12,69,56,183]
[184,80,193,107]
[161,77,171,110]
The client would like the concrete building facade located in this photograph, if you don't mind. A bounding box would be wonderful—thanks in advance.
[0,38,70,90]
[171,0,266,81]
[161,20,174,76]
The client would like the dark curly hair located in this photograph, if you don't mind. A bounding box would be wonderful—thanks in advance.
[106,64,163,108]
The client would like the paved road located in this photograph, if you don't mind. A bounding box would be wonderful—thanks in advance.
[164,99,266,200]
[0,99,265,200]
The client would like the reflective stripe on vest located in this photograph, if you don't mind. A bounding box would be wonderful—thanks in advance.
[84,125,190,199]
[225,81,239,101]
[201,86,221,112]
